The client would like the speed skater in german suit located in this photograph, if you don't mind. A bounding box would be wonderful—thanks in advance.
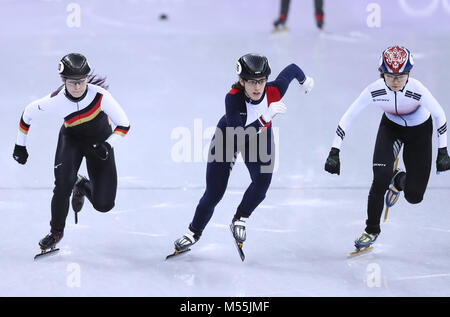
[13,53,130,256]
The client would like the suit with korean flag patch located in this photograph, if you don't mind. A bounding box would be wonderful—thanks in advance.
[330,77,447,234]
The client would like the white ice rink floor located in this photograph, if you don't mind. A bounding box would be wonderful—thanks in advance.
[1,0,449,297]
[1,185,449,297]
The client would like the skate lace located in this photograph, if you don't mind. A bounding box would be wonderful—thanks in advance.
[181,232,196,244]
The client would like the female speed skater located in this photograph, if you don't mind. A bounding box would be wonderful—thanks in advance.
[12,53,131,256]
[170,53,314,260]
[324,45,450,252]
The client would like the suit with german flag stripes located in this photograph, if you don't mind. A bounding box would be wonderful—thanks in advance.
[17,83,130,146]
[16,83,130,232]
[190,63,306,234]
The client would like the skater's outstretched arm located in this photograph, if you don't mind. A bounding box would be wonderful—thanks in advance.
[412,79,447,149]
[331,87,372,150]
[13,91,60,164]
[325,86,372,175]
[413,78,450,172]
[270,63,312,97]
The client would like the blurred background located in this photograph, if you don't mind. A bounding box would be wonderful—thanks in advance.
[2,0,449,190]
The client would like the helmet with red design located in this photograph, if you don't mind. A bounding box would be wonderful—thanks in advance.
[378,45,414,75]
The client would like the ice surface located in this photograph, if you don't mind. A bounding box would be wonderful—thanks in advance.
[0,0,449,296]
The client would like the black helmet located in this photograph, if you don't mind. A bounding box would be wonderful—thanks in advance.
[59,53,91,79]
[236,53,271,80]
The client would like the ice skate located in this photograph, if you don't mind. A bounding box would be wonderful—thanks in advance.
[230,216,247,261]
[385,168,405,208]
[272,17,289,33]
[348,231,378,257]
[166,229,200,259]
[71,175,88,223]
[315,14,324,30]
[35,230,63,259]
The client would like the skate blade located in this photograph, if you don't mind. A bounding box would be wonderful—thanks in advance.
[233,241,245,262]
[34,247,60,260]
[165,248,191,260]
[347,246,373,258]
[383,205,390,222]
[271,26,289,34]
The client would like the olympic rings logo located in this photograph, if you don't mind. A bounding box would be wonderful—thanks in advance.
[399,0,450,16]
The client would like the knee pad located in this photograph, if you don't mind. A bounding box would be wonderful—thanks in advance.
[94,202,115,213]
[404,192,423,204]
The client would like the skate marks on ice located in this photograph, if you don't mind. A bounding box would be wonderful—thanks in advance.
[394,273,450,281]
[318,30,371,43]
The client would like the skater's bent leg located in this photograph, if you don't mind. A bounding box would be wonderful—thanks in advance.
[51,132,83,231]
[85,149,117,213]
[236,127,274,218]
[191,160,233,232]
[402,117,432,204]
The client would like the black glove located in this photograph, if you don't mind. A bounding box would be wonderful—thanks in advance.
[436,147,450,172]
[92,142,112,160]
[13,144,29,165]
[325,147,340,175]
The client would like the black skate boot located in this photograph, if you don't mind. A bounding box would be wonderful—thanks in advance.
[315,13,324,30]
[71,175,88,223]
[35,229,64,259]
[272,15,288,33]
[39,230,64,251]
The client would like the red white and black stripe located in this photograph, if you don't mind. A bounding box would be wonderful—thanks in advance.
[19,114,30,134]
[113,125,130,137]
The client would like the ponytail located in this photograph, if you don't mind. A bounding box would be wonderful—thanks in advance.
[231,81,244,90]
[87,73,109,90]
